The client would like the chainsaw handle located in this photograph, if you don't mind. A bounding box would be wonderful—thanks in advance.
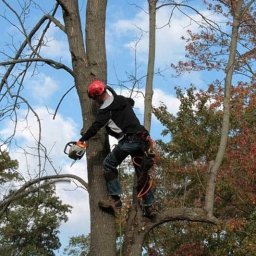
[64,141,87,155]
[64,141,77,155]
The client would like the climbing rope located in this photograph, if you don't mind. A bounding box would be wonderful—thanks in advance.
[132,135,158,199]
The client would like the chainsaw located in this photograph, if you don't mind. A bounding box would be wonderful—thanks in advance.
[64,141,87,162]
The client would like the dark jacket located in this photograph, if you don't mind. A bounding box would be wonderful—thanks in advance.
[80,95,145,141]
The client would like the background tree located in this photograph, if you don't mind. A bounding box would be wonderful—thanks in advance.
[151,0,255,252]
[63,234,90,256]
[0,151,71,255]
[153,81,256,255]
[0,184,71,256]
[0,150,20,184]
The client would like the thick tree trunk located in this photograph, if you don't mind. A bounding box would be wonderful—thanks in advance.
[59,1,116,255]
[122,206,145,255]
[122,206,218,256]
[85,1,117,255]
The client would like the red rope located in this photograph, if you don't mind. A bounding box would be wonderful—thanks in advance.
[132,156,156,199]
[131,134,159,199]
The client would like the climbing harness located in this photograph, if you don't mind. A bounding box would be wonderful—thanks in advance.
[132,132,158,199]
[64,141,87,166]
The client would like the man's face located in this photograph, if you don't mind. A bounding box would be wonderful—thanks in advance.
[93,94,104,105]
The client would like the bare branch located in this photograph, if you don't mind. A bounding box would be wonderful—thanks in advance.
[45,14,65,32]
[0,58,74,75]
[0,173,88,218]
[53,85,75,119]
[156,2,220,29]
[144,207,218,234]
[56,0,69,14]
[11,93,44,173]
[0,3,70,93]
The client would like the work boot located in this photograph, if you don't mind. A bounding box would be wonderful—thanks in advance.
[98,196,122,216]
[143,205,157,219]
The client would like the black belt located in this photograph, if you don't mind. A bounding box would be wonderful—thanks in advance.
[124,132,148,141]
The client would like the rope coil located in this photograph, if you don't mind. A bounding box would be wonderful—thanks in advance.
[132,135,158,199]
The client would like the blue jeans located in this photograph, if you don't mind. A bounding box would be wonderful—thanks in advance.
[103,136,155,206]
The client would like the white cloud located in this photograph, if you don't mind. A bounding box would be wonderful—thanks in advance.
[178,71,206,88]
[1,106,79,176]
[27,73,59,102]
[153,88,180,115]
[40,25,70,61]
[109,6,220,71]
[57,162,90,242]
[1,106,90,248]
[118,87,179,116]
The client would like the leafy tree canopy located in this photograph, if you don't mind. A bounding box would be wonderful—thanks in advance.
[152,81,256,255]
[0,151,72,256]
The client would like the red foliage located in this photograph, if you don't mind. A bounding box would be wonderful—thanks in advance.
[173,242,205,256]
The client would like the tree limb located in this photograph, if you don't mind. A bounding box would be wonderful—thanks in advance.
[0,174,88,218]
[204,0,243,217]
[45,14,66,32]
[0,58,74,76]
[144,207,218,234]
[0,4,69,93]
[56,0,69,14]
[53,85,75,119]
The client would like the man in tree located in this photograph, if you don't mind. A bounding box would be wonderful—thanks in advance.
[78,80,156,218]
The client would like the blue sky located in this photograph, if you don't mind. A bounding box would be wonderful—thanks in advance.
[0,0,228,254]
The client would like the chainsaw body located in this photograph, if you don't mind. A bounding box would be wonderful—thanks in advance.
[64,141,86,160]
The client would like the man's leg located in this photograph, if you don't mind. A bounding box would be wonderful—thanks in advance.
[99,144,128,214]
[103,144,128,196]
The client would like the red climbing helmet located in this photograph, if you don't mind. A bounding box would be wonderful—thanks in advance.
[87,80,106,99]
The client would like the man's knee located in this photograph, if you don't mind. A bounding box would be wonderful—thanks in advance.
[102,145,128,182]
[103,169,118,182]
[103,158,118,181]
[103,157,115,171]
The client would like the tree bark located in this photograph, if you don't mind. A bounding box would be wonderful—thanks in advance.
[85,2,117,255]
[59,1,116,255]
[144,0,157,131]
[122,206,217,255]
[204,0,243,217]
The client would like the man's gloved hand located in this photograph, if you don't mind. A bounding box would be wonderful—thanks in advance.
[76,140,87,148]
[80,128,85,136]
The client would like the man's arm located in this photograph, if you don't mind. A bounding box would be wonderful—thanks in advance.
[79,110,110,142]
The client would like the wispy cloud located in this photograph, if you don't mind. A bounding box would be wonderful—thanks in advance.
[134,88,180,115]
[1,106,90,244]
[26,73,59,102]
[40,25,70,61]
[109,6,206,66]
[1,107,78,174]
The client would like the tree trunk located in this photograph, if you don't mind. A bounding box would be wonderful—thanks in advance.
[144,0,157,131]
[204,0,243,217]
[85,2,117,255]
[60,0,116,255]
